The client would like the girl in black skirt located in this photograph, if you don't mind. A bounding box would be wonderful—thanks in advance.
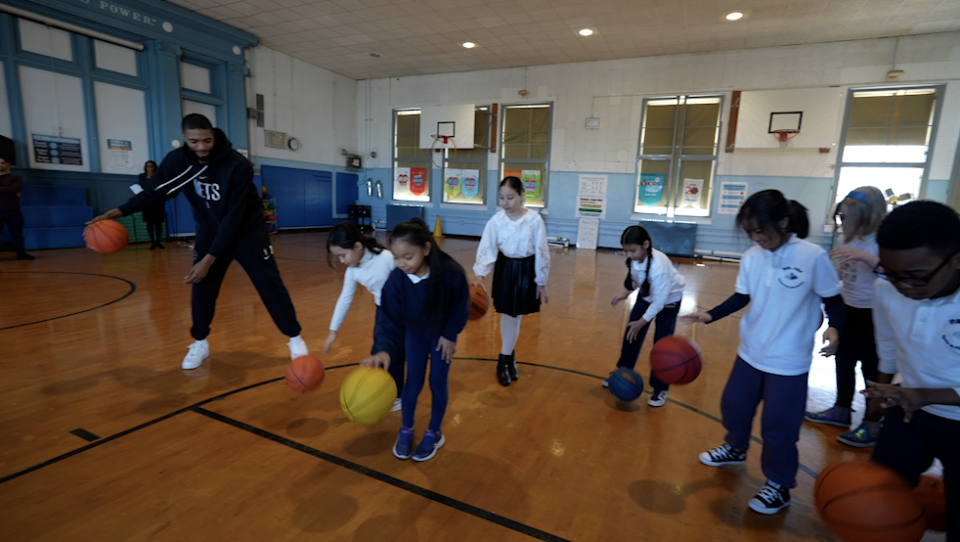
[139,160,167,250]
[472,177,551,386]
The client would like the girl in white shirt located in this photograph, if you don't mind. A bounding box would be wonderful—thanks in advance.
[681,190,844,516]
[473,177,551,387]
[325,221,402,410]
[605,225,686,407]
[805,186,886,447]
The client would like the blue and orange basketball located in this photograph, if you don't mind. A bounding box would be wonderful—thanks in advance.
[608,368,644,402]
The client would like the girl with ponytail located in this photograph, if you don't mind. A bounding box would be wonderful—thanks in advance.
[605,225,686,407]
[681,189,845,515]
[362,217,469,462]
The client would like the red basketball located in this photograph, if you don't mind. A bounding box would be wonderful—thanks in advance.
[914,475,946,531]
[468,284,489,321]
[285,355,325,393]
[649,336,702,384]
[815,461,927,542]
[83,220,129,254]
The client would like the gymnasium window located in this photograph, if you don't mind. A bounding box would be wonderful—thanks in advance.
[442,106,491,205]
[180,58,224,127]
[834,87,941,212]
[500,104,551,208]
[393,109,431,202]
[634,96,722,218]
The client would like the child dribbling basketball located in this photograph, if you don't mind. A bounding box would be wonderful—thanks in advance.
[325,221,402,412]
[681,189,845,515]
[473,176,550,386]
[604,225,686,407]
[862,201,960,540]
[805,187,886,447]
[362,218,469,462]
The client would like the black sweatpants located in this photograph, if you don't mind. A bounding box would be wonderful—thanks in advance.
[190,228,301,341]
[872,407,960,541]
[834,306,879,409]
[616,297,680,393]
[146,221,165,244]
[0,209,27,255]
[374,306,405,396]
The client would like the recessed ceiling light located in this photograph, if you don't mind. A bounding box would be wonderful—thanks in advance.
[462,41,476,49]
[725,12,743,21]
[578,28,593,36]
[369,53,380,58]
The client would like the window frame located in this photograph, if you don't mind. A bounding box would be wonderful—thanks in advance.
[392,108,432,203]
[440,105,492,207]
[498,102,553,209]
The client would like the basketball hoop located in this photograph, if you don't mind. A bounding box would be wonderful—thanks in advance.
[430,134,457,168]
[771,129,800,143]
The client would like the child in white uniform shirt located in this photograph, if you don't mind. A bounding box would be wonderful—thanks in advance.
[681,189,845,515]
[473,177,551,387]
[864,201,960,541]
[805,186,887,447]
[325,221,402,411]
[605,225,686,407]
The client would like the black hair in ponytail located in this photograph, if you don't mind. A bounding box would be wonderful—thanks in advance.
[389,217,465,325]
[737,189,810,241]
[620,225,654,296]
[326,221,384,269]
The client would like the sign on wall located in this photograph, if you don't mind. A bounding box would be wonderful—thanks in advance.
[106,139,133,170]
[638,173,664,207]
[718,181,748,214]
[32,134,82,165]
[576,174,608,219]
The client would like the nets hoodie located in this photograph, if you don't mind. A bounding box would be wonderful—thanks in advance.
[118,129,263,258]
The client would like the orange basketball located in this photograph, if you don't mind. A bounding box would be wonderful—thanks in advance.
[84,220,129,254]
[649,336,702,384]
[815,461,927,542]
[285,355,325,393]
[468,284,489,321]
[914,475,946,531]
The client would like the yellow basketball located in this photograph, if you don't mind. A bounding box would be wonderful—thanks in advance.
[339,367,398,425]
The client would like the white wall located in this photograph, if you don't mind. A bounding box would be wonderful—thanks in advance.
[19,65,90,172]
[246,46,357,168]
[95,82,149,174]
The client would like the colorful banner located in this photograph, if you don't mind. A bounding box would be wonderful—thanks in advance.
[410,167,427,196]
[521,170,541,202]
[444,169,462,199]
[719,182,748,215]
[395,167,410,195]
[576,174,608,219]
[682,178,704,208]
[638,173,664,207]
[461,169,480,200]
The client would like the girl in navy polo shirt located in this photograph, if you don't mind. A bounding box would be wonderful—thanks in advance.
[362,218,470,462]
[681,189,845,515]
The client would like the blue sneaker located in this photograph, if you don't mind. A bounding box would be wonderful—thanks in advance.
[803,406,851,427]
[837,421,880,448]
[412,430,445,462]
[393,427,415,460]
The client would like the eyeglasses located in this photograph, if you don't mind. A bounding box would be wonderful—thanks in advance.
[874,249,960,287]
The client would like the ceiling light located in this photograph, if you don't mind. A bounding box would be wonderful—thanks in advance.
[725,12,743,21]
[462,41,476,49]
[578,28,593,36]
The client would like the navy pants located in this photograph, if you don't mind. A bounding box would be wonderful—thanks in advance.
[872,407,960,541]
[721,357,808,488]
[401,333,449,432]
[374,306,405,397]
[616,298,680,393]
[0,209,27,255]
[191,229,301,340]
[833,306,879,410]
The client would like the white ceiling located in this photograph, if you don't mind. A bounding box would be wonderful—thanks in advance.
[166,0,960,80]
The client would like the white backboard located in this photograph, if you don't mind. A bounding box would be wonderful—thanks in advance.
[736,88,844,149]
[419,104,475,149]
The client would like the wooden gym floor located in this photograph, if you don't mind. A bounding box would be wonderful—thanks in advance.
[0,231,944,542]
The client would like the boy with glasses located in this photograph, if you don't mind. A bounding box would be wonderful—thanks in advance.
[865,200,960,541]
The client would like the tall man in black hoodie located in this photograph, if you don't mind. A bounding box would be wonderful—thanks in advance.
[89,114,308,369]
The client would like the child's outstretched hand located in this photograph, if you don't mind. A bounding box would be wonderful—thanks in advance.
[830,246,879,268]
[361,352,391,371]
[862,381,924,422]
[322,330,337,355]
[537,285,549,304]
[625,318,649,343]
[436,337,456,363]
[679,311,712,325]
[472,277,486,291]
[820,327,840,356]
[611,291,630,306]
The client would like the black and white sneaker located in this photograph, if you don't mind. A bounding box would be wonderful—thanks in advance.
[749,480,791,514]
[698,443,747,466]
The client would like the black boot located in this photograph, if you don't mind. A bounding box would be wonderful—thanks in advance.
[508,350,519,381]
[497,354,512,386]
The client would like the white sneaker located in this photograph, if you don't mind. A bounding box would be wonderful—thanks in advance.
[390,398,402,412]
[648,390,668,407]
[288,335,308,360]
[182,339,209,370]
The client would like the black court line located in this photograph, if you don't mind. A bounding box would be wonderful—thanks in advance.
[192,406,571,542]
[69,429,100,442]
[0,359,820,486]
[0,271,137,330]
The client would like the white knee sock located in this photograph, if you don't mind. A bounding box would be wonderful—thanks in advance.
[500,314,523,356]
